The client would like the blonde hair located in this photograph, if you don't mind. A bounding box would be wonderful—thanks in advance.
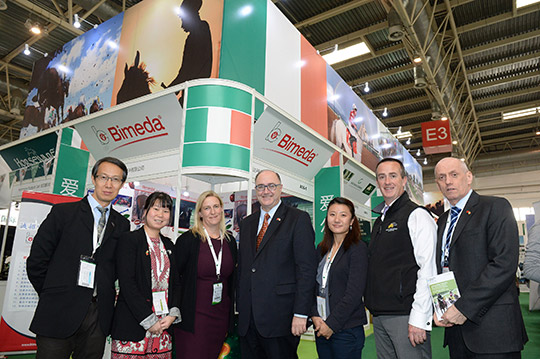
[191,190,227,242]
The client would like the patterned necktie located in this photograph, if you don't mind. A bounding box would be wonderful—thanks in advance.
[97,206,108,242]
[256,213,270,251]
[442,206,461,267]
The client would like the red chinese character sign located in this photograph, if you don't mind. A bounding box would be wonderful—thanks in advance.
[421,120,452,154]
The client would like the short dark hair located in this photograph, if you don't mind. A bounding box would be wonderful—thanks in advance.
[255,169,281,183]
[319,197,361,256]
[92,157,128,182]
[376,158,406,178]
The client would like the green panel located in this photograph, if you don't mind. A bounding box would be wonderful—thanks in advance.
[187,85,252,114]
[182,143,250,172]
[52,144,90,197]
[219,0,266,117]
[314,166,341,246]
[184,108,209,143]
[60,128,73,145]
[0,132,57,179]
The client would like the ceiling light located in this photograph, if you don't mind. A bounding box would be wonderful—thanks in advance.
[502,106,540,121]
[364,82,370,93]
[395,131,412,139]
[413,53,422,64]
[322,42,371,65]
[406,138,411,145]
[416,149,421,157]
[74,14,81,28]
[516,0,540,9]
[387,8,404,41]
[382,107,388,117]
[535,129,540,135]
[183,190,189,197]
[397,126,402,135]
[452,140,458,145]
[423,158,428,165]
[441,115,448,121]
[30,23,41,34]
[23,44,30,56]
[413,65,427,88]
[460,158,465,162]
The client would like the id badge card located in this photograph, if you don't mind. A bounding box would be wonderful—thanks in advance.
[212,282,223,305]
[152,291,169,316]
[442,267,450,273]
[78,255,96,289]
[317,296,327,320]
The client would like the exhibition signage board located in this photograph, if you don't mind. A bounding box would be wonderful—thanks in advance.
[52,144,89,198]
[342,159,376,206]
[183,84,252,175]
[0,192,80,353]
[314,166,341,245]
[74,92,183,160]
[254,107,334,181]
[0,132,57,180]
[421,119,452,154]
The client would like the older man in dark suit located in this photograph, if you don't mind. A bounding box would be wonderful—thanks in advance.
[433,157,528,358]
[237,169,317,359]
[27,157,130,359]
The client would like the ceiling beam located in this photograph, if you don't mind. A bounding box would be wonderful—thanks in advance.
[11,0,83,37]
[482,132,539,145]
[477,99,540,117]
[295,0,373,29]
[461,29,540,58]
[456,3,540,34]
[470,69,540,91]
[349,63,413,86]
[315,21,386,51]
[467,50,540,75]
[473,85,540,105]
[383,109,432,124]
[363,83,414,100]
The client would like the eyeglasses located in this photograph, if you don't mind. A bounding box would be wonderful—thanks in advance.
[255,183,282,192]
[95,174,123,186]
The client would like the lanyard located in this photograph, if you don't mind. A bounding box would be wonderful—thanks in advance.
[144,229,167,279]
[204,227,223,281]
[321,242,342,289]
[91,222,107,256]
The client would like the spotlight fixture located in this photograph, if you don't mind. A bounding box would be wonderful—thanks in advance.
[431,100,442,120]
[413,53,422,64]
[452,140,458,145]
[74,14,81,28]
[536,129,540,136]
[30,23,41,34]
[387,8,404,41]
[413,65,427,88]
[22,44,48,57]
[397,126,402,135]
[23,44,30,56]
[382,107,388,117]
[460,158,465,162]
[423,158,428,165]
[406,138,411,145]
[416,149,421,157]
[364,82,370,93]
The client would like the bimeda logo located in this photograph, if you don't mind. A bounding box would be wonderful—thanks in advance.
[264,122,318,167]
[93,116,168,151]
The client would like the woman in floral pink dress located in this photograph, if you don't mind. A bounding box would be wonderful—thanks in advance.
[111,192,180,359]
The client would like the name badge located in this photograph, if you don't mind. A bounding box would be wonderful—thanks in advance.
[317,296,327,320]
[212,282,223,305]
[152,291,169,316]
[78,256,96,289]
[442,267,450,273]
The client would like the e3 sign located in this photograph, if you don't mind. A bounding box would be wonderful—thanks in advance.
[421,120,452,154]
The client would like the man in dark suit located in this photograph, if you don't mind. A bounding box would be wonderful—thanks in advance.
[433,157,528,358]
[27,157,130,359]
[237,169,317,359]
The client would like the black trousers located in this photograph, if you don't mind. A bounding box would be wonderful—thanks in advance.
[446,326,521,359]
[36,301,106,359]
[239,314,300,359]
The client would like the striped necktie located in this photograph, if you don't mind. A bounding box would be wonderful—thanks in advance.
[97,206,108,243]
[256,213,270,251]
[442,206,461,268]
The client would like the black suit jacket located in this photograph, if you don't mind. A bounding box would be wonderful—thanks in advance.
[237,203,317,338]
[311,241,368,332]
[27,196,130,338]
[174,229,238,333]
[436,191,528,353]
[111,227,180,341]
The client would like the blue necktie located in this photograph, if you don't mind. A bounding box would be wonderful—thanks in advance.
[442,206,461,268]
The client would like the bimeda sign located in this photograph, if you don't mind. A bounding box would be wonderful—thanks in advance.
[254,107,333,179]
[74,93,183,160]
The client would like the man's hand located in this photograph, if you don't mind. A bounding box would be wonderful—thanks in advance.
[291,316,307,336]
[315,320,334,340]
[433,312,453,328]
[441,305,467,325]
[408,324,427,347]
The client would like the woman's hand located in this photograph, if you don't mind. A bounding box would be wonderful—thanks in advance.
[148,321,163,335]
[160,315,176,330]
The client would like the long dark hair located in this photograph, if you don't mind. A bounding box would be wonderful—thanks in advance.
[319,197,361,256]
[143,192,173,225]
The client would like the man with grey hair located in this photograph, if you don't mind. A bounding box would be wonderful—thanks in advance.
[433,157,528,358]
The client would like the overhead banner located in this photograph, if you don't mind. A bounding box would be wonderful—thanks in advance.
[0,192,80,353]
[254,107,334,181]
[0,132,57,180]
[74,92,183,160]
[421,119,452,154]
